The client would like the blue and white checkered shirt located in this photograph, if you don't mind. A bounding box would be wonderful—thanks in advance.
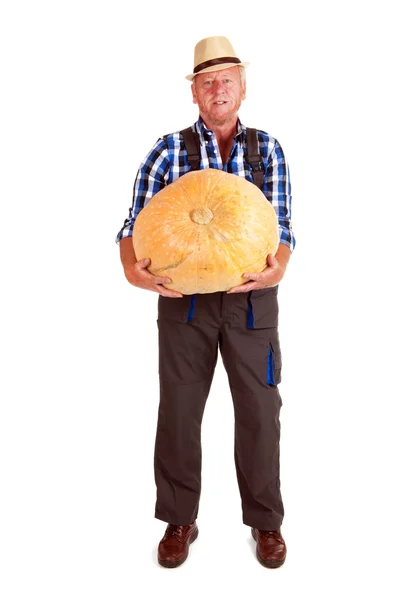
[115,117,295,251]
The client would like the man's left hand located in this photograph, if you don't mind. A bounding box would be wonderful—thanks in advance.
[226,253,285,293]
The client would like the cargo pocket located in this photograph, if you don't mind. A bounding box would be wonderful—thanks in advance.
[247,288,282,387]
[247,286,279,329]
[158,294,197,323]
[267,335,282,386]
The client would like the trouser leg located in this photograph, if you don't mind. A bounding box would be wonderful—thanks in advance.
[230,380,284,530]
[219,288,284,530]
[154,294,220,525]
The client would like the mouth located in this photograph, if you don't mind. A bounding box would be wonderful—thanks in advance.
[213,100,228,105]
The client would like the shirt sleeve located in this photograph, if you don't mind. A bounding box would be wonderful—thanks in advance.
[265,139,296,252]
[115,138,171,243]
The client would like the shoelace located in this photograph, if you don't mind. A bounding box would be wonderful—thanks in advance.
[259,530,282,542]
[165,525,185,541]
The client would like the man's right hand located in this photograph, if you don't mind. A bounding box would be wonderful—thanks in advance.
[124,258,183,298]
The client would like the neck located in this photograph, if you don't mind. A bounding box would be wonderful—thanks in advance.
[200,114,239,143]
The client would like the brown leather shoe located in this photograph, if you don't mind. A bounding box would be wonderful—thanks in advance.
[251,528,287,568]
[157,521,199,568]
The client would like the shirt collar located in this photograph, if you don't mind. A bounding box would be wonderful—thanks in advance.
[234,118,244,140]
[195,116,245,144]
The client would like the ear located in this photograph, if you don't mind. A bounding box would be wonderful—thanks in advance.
[242,81,247,101]
[191,82,198,105]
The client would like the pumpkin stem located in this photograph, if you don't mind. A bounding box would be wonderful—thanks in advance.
[190,207,214,225]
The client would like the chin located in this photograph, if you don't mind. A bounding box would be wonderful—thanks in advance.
[210,113,235,126]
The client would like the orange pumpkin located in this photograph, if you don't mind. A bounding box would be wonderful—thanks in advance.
[132,169,279,294]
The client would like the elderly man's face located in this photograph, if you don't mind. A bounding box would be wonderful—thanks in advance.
[191,66,246,127]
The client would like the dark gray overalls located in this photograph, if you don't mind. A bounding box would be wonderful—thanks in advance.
[154,128,284,531]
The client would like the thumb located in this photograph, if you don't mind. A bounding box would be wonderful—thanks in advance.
[139,257,151,267]
[267,253,278,267]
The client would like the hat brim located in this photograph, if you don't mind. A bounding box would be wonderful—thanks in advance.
[185,61,249,81]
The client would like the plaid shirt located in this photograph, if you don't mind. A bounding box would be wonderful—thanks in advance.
[115,117,295,251]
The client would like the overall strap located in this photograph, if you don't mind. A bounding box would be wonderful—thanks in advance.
[180,127,201,171]
[245,128,265,190]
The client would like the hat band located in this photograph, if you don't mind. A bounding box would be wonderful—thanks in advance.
[193,56,241,74]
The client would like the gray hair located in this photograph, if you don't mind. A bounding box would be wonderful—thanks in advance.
[238,65,246,86]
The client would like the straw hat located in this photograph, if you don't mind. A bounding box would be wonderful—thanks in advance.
[185,36,249,81]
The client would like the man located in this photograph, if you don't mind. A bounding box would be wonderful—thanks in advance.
[116,36,296,569]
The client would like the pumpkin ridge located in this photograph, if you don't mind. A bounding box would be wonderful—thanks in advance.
[240,256,267,270]
[175,179,199,210]
[208,168,230,187]
[199,169,231,211]
[133,217,195,248]
[173,169,216,210]
[209,225,238,243]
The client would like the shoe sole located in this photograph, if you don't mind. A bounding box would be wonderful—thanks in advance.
[158,527,199,568]
[251,528,286,569]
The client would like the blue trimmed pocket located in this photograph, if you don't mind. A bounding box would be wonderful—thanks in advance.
[267,346,275,386]
[247,287,279,329]
[266,337,282,386]
[247,289,282,386]
[158,294,195,323]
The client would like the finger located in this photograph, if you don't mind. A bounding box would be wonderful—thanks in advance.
[157,285,183,298]
[154,276,172,285]
[267,253,277,266]
[243,272,259,280]
[227,284,258,294]
[160,290,184,298]
[138,258,151,269]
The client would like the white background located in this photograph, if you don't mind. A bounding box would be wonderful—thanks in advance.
[1,0,399,598]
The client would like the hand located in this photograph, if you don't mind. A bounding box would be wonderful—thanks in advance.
[226,253,285,293]
[124,258,183,298]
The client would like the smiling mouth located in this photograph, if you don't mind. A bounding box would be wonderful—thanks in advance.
[214,101,227,105]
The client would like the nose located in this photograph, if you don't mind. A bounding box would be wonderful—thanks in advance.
[214,80,225,91]
[212,80,228,98]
